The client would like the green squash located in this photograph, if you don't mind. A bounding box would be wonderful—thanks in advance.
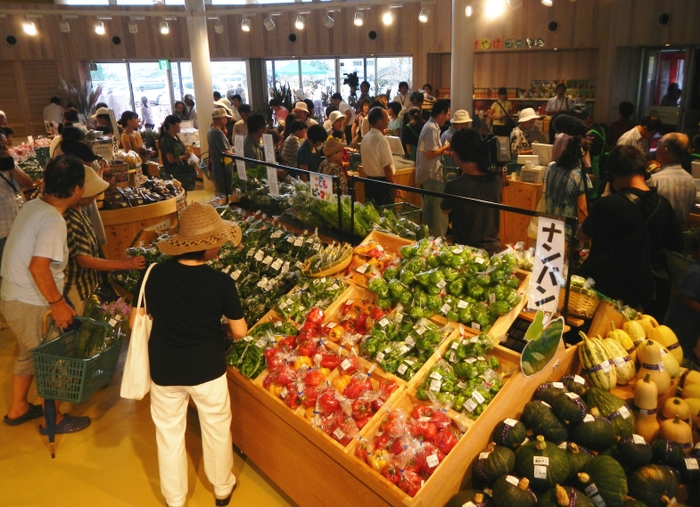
[617,436,654,468]
[651,439,685,468]
[562,442,593,484]
[552,392,589,424]
[677,454,700,485]
[568,408,616,452]
[493,418,529,449]
[578,455,628,507]
[628,464,679,507]
[492,475,537,507]
[537,485,595,507]
[560,375,589,397]
[534,382,570,406]
[446,488,492,507]
[522,401,569,445]
[515,435,571,492]
[583,387,635,439]
[475,442,517,486]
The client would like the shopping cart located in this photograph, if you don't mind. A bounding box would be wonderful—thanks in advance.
[32,315,121,458]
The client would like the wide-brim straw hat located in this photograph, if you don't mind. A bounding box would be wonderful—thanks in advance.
[212,107,232,119]
[518,108,540,123]
[157,202,242,256]
[83,166,110,198]
[293,102,310,115]
[323,137,344,156]
[91,107,110,120]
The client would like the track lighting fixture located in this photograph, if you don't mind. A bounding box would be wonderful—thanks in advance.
[323,13,334,28]
[128,20,138,34]
[507,0,523,8]
[214,17,224,34]
[59,19,71,33]
[294,14,305,30]
[263,16,275,31]
[241,17,251,32]
[541,0,553,6]
[94,21,106,35]
[382,11,394,26]
[418,7,430,23]
[159,20,169,35]
[465,5,473,16]
[23,20,37,36]
[354,11,364,26]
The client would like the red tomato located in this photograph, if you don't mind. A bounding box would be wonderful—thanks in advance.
[377,379,399,400]
[319,353,341,370]
[283,389,300,410]
[399,470,422,497]
[381,464,401,485]
[354,313,369,334]
[297,339,318,357]
[433,427,460,455]
[355,415,372,430]
[409,420,437,442]
[317,389,340,413]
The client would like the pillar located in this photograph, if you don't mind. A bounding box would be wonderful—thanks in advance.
[450,0,475,114]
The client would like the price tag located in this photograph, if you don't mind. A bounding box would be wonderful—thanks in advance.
[242,335,253,342]
[565,392,580,400]
[613,356,626,368]
[466,357,477,364]
[600,360,612,373]
[310,173,334,201]
[399,345,411,355]
[685,458,699,470]
[475,257,486,265]
[246,248,256,257]
[471,322,481,331]
[426,453,440,469]
[584,484,599,496]
[451,341,460,350]
[574,374,586,384]
[394,312,404,324]
[458,300,468,309]
[397,364,408,375]
[296,261,305,270]
[356,263,369,274]
[457,381,468,390]
[441,303,452,315]
[429,379,442,392]
[376,352,385,363]
[591,495,607,507]
[266,166,279,197]
[436,280,447,289]
[287,235,296,244]
[305,237,314,244]
[472,390,486,404]
[405,336,416,348]
[540,401,552,408]
[658,361,665,372]
[280,387,288,398]
[415,326,426,335]
[660,347,668,356]
[234,135,247,180]
[230,269,242,280]
[453,246,464,254]
[405,359,415,366]
[333,428,346,440]
[552,381,565,389]
[340,359,352,371]
[479,451,491,460]
[470,336,479,343]
[558,442,568,450]
[255,338,267,349]
[489,293,496,304]
[533,456,549,466]
[430,371,443,381]
[533,465,548,479]
[477,355,486,362]
[463,502,476,507]
[313,243,322,251]
[449,351,457,363]
[271,258,283,270]
[262,255,273,265]
[464,399,478,412]
[483,488,493,497]
[505,476,519,486]
[504,418,518,427]
[254,249,265,262]
[583,414,595,423]
[379,318,390,328]
[270,230,283,239]
[618,405,631,419]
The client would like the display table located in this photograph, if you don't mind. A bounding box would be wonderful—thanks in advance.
[353,166,421,207]
[500,177,543,246]
[99,196,183,260]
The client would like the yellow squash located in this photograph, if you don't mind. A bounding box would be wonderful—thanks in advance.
[636,340,671,395]
[648,325,683,363]
[607,322,637,363]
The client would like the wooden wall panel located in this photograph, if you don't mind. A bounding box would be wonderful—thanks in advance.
[0,63,30,138]
[21,61,63,137]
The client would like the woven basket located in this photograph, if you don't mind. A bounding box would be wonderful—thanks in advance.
[302,255,352,278]
[558,285,600,318]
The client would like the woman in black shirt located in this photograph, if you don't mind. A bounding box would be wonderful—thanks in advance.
[158,114,190,176]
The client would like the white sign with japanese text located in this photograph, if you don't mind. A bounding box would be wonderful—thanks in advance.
[234,135,247,181]
[527,217,566,314]
[262,133,277,165]
[310,173,334,201]
[267,167,279,197]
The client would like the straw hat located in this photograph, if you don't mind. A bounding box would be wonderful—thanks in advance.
[157,202,242,256]
[91,107,110,120]
[323,137,344,157]
[293,102,310,115]
[213,98,233,115]
[518,108,540,123]
[328,110,345,126]
[212,107,232,120]
[83,166,109,198]
[451,110,472,124]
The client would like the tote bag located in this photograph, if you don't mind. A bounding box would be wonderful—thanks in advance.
[120,263,156,400]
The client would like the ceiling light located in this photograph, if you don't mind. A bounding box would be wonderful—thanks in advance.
[295,14,305,30]
[485,0,506,18]
[241,17,251,32]
[128,21,138,34]
[263,16,275,31]
[465,5,473,16]
[382,11,394,25]
[94,21,105,35]
[214,17,224,34]
[159,20,169,35]
[418,7,430,22]
[23,20,37,36]
[354,11,364,26]
[507,0,523,8]
[541,0,553,6]
[323,13,334,28]
[59,20,71,33]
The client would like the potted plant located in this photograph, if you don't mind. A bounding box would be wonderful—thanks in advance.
[60,79,103,126]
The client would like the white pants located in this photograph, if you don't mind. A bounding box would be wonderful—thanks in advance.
[150,373,236,507]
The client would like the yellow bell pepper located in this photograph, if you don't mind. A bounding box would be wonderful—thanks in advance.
[332,374,352,394]
[328,325,345,343]
[269,384,284,398]
[369,449,390,472]
[293,356,313,370]
[319,367,332,378]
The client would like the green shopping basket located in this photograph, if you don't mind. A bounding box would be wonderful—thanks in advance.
[32,316,122,405]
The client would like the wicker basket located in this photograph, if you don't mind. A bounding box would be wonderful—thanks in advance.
[557,285,600,318]
[302,254,353,278]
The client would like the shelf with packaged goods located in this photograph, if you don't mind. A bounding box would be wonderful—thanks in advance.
[473,97,596,102]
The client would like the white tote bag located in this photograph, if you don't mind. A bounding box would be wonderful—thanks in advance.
[120,263,156,400]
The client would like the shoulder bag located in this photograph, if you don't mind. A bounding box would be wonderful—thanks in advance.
[120,263,156,400]
[497,101,516,133]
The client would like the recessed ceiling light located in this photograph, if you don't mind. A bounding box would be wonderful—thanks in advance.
[465,5,473,16]
[542,0,553,6]
[382,11,394,25]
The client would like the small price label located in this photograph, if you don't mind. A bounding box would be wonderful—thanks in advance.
[574,374,586,384]
[108,317,118,327]
[425,453,440,469]
[287,235,295,244]
[685,458,699,470]
[591,495,607,507]
[356,264,369,274]
[632,434,646,445]
[294,237,304,247]
[246,248,255,257]
[475,257,486,265]
[399,345,411,355]
[254,249,265,262]
[453,246,463,254]
[658,361,665,372]
[436,280,447,289]
[340,359,352,371]
[463,502,476,507]
[379,318,390,328]
[464,399,478,412]
[533,456,549,466]
[313,243,322,251]
[584,414,595,423]
[618,406,631,419]
[505,476,519,486]
[230,269,242,280]
[466,357,477,364]
[270,230,283,239]
[376,352,385,363]
[584,484,599,496]
[558,442,568,450]
[280,387,288,399]
[472,390,486,404]
[441,303,452,315]
[255,338,267,349]
[430,371,443,381]
[449,351,457,363]
[405,336,416,347]
[429,379,442,392]
[451,341,460,350]
[552,381,565,389]
[533,465,548,479]
[540,401,552,408]
[600,360,612,373]
[565,392,579,399]
[397,364,408,375]
[457,300,468,309]
[333,428,346,440]
[471,322,481,331]
[504,418,518,427]
[394,312,404,324]
[415,326,426,335]
[613,356,626,368]
[489,293,496,304]
[271,258,283,270]
[310,173,334,201]
[479,451,491,460]
[262,255,273,265]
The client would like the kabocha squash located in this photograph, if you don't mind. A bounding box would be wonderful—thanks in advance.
[568,408,616,452]
[578,332,617,391]
[475,442,517,485]
[560,375,589,397]
[637,341,671,395]
[648,325,683,363]
[577,455,628,507]
[446,489,492,507]
[584,387,636,439]
[552,392,588,424]
[651,438,685,468]
[607,322,637,363]
[492,475,537,507]
[659,415,693,453]
[602,337,636,385]
[623,319,647,346]
[493,418,529,449]
[515,435,570,492]
[534,382,570,406]
[637,339,680,379]
[677,454,700,484]
[661,398,690,421]
[537,485,595,507]
[522,401,569,444]
[617,435,654,467]
[627,464,679,507]
[563,442,594,483]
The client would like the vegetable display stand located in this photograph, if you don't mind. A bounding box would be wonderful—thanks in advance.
[227,334,576,507]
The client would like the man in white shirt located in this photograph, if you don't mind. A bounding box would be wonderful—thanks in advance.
[330,93,355,128]
[650,132,696,226]
[43,97,65,125]
[392,82,411,115]
[233,104,252,138]
[617,116,663,155]
[1,155,91,434]
[360,107,396,206]
[545,84,572,115]
[416,99,452,237]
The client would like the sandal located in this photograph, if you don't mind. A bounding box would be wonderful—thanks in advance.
[39,414,91,435]
[3,403,43,426]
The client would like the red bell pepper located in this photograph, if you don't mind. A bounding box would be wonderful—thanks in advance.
[343,376,372,399]
[399,470,422,497]
[433,427,460,455]
[381,464,401,485]
[317,388,340,413]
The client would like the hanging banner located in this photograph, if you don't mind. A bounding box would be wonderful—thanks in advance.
[234,135,247,181]
[309,173,333,201]
[527,216,566,315]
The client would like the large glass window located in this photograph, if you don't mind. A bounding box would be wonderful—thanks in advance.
[211,61,249,104]
[301,59,336,119]
[274,60,302,99]
[90,63,131,119]
[129,62,172,127]
[339,58,366,106]
[377,57,413,100]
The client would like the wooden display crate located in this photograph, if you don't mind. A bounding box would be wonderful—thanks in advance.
[345,231,413,289]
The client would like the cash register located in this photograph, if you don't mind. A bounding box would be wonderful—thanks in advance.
[386,136,416,169]
[517,142,552,183]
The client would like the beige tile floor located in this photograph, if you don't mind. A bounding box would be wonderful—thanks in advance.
[0,185,297,507]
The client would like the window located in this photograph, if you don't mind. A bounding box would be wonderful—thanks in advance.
[377,57,413,100]
[301,59,335,118]
[273,60,302,99]
[129,61,173,127]
[211,61,249,104]
[90,62,131,119]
